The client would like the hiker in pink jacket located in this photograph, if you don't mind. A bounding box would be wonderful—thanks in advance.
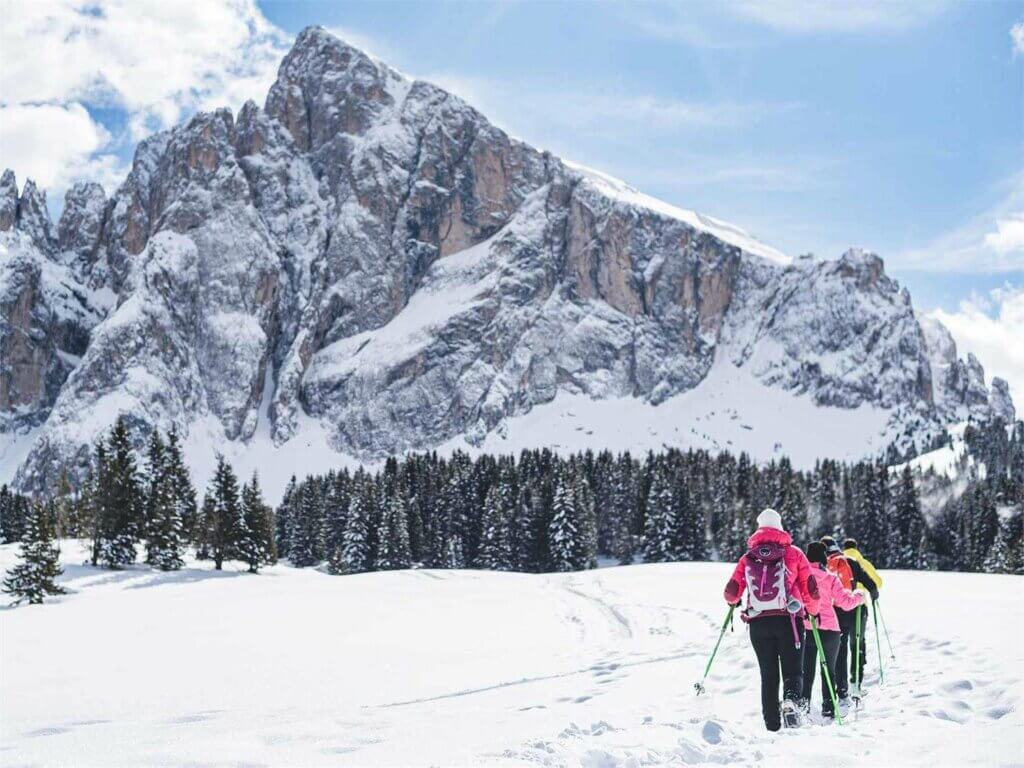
[799,541,864,719]
[723,509,820,731]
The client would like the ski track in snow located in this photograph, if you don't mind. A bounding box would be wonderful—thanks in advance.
[1,545,1021,767]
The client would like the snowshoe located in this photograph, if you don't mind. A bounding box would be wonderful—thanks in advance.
[781,699,801,728]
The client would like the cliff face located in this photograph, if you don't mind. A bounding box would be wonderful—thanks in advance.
[1,27,1013,492]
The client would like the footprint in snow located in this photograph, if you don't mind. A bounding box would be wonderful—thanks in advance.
[701,720,724,744]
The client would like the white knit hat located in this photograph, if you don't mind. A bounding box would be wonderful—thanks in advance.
[757,507,784,531]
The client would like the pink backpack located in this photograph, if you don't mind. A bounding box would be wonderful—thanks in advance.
[743,541,790,616]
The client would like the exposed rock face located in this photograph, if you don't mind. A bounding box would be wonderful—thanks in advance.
[2,26,1016,491]
[0,176,107,432]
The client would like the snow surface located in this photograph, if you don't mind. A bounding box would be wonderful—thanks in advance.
[1,542,1020,767]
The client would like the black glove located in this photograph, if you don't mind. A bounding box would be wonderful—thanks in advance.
[870,591,879,602]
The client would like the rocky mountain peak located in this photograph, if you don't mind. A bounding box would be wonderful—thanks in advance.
[0,169,17,231]
[58,181,107,265]
[1,27,1016,497]
[14,179,56,254]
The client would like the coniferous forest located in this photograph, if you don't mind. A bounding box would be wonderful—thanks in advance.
[1,417,1022,601]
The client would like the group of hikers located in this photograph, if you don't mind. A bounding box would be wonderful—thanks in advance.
[722,508,883,731]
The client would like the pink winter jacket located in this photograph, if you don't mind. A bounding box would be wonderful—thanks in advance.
[802,563,864,632]
[724,527,820,619]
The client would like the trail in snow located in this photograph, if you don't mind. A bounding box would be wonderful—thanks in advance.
[1,544,1021,767]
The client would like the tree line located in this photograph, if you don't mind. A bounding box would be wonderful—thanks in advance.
[274,418,1023,576]
[2,417,1022,603]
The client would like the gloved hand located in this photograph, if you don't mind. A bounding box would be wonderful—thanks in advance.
[870,590,879,602]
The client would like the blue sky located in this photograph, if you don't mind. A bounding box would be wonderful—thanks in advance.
[0,0,1021,395]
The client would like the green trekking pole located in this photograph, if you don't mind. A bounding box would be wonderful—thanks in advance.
[695,605,734,695]
[809,615,843,726]
[853,604,862,702]
[872,599,885,685]
[876,598,896,662]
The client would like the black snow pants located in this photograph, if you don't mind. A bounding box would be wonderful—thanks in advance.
[801,627,841,716]
[748,615,803,732]
[835,604,868,696]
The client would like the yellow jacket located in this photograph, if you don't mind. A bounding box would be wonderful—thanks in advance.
[844,547,882,592]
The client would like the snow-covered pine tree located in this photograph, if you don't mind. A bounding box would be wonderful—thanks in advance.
[891,464,925,568]
[288,481,324,567]
[275,476,297,560]
[201,454,243,570]
[982,513,1014,574]
[477,485,512,570]
[0,484,27,543]
[512,482,539,571]
[143,432,164,563]
[239,474,274,572]
[812,460,840,539]
[322,472,350,563]
[548,474,581,572]
[775,458,808,547]
[99,417,143,568]
[642,463,677,563]
[333,480,372,574]
[374,494,412,571]
[3,499,65,605]
[145,431,185,571]
[572,467,598,569]
[445,533,466,568]
[164,428,198,544]
[607,454,636,565]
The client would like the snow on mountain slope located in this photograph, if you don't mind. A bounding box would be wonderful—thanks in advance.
[445,355,893,469]
[1,25,1015,495]
[2,542,1021,767]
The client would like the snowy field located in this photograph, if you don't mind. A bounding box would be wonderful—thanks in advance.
[2,542,1022,768]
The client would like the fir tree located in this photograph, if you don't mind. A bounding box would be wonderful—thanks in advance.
[201,455,243,570]
[891,465,925,568]
[289,481,324,567]
[164,428,198,544]
[98,417,143,568]
[0,485,28,544]
[548,475,580,572]
[3,500,66,605]
[642,464,677,563]
[145,431,185,571]
[333,483,372,574]
[477,485,512,570]
[239,474,274,572]
[275,475,297,560]
[374,495,412,570]
[572,467,598,569]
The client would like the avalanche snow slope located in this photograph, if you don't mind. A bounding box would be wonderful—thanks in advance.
[1,545,1021,768]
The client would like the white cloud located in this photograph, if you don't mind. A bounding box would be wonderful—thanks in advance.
[0,102,120,193]
[0,0,290,204]
[894,173,1024,273]
[984,214,1024,254]
[931,286,1024,408]
[1012,20,1024,55]
[731,0,950,33]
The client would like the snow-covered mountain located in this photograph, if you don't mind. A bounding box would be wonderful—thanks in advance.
[0,26,1014,496]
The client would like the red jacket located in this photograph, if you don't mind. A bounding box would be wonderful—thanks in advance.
[723,527,820,618]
